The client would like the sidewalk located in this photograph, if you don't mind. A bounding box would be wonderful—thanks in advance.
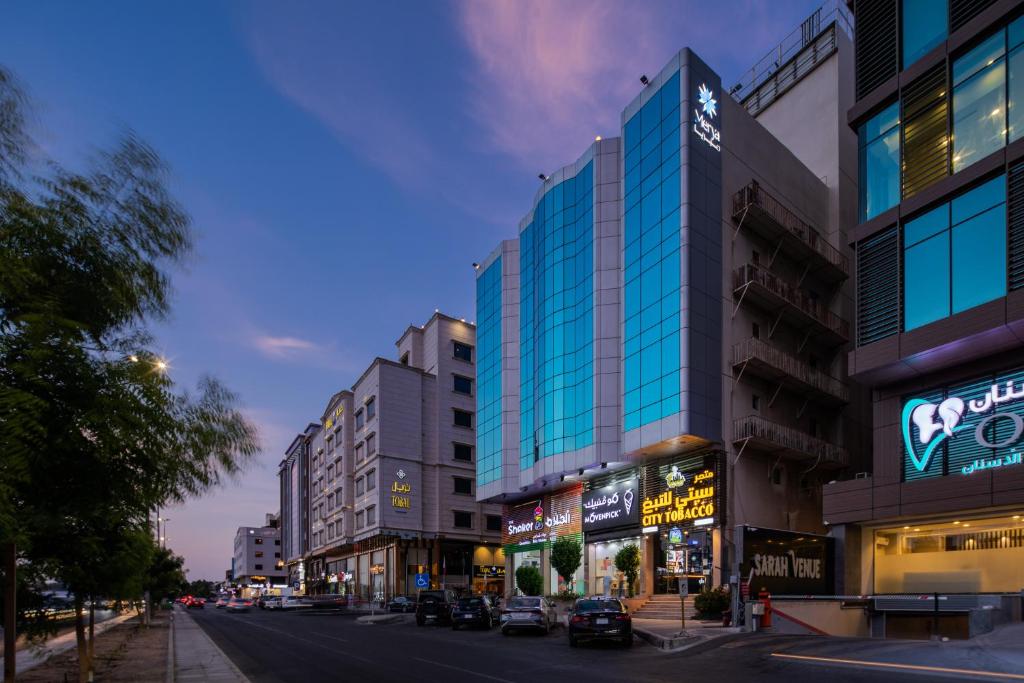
[172,608,250,682]
[14,612,136,673]
[632,618,744,652]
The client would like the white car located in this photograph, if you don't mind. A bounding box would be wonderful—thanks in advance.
[263,597,283,610]
[281,596,310,610]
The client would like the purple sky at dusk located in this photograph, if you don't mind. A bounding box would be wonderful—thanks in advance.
[1,0,821,580]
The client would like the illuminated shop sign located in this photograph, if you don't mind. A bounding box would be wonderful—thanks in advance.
[902,369,1024,480]
[739,526,833,595]
[473,565,506,579]
[391,468,411,511]
[693,83,721,152]
[502,486,583,549]
[582,478,638,532]
[641,469,715,527]
[324,404,344,430]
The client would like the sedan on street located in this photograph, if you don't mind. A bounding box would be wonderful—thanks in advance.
[388,595,416,613]
[451,596,499,630]
[568,597,632,648]
[500,596,559,635]
[214,596,229,608]
[225,597,253,613]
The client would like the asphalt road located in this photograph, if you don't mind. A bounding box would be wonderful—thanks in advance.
[190,608,977,683]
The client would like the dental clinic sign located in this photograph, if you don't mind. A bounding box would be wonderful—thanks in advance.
[692,83,721,152]
[902,369,1024,481]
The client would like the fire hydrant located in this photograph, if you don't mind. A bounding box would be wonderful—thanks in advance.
[758,587,772,628]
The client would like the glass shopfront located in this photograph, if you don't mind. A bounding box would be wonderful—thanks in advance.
[655,528,712,594]
[586,536,644,596]
[874,513,1024,593]
[502,485,583,595]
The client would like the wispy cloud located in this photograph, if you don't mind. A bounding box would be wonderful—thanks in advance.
[252,334,317,359]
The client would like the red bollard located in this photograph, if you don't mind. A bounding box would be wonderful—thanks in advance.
[758,587,772,628]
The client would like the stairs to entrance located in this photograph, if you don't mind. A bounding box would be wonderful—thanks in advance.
[631,594,703,621]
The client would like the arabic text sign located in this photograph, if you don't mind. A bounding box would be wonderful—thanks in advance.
[740,526,833,595]
[640,468,716,528]
[902,369,1024,481]
[582,478,639,532]
[502,485,583,549]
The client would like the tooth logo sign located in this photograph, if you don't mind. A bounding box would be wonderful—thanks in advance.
[902,397,967,472]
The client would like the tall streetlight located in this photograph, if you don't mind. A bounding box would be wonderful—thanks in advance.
[158,518,170,549]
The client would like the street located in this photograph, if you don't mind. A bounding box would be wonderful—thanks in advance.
[188,608,976,683]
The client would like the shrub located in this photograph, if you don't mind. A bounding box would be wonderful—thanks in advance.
[549,536,583,591]
[514,565,543,596]
[693,586,730,618]
[614,544,641,597]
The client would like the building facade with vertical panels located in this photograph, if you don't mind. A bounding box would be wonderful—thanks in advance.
[278,423,319,591]
[824,0,1024,606]
[279,313,504,602]
[478,4,866,599]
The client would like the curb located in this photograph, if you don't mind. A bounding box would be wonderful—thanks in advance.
[633,627,747,654]
[355,613,409,625]
[166,612,174,683]
[174,607,252,682]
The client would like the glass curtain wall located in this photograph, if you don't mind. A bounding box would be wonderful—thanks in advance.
[901,0,947,69]
[623,71,682,431]
[858,102,901,222]
[476,257,502,485]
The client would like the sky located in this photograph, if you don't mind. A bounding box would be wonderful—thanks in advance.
[1,0,822,580]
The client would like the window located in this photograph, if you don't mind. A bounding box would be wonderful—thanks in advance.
[453,341,473,363]
[859,102,900,221]
[274,539,280,546]
[453,443,473,462]
[366,397,376,420]
[453,511,473,529]
[953,32,1007,172]
[904,175,1006,330]
[355,408,364,430]
[486,515,502,532]
[313,507,320,522]
[274,552,280,558]
[254,538,264,545]
[327,437,334,454]
[355,443,364,462]
[453,375,473,395]
[327,464,335,480]
[453,476,473,495]
[356,511,364,529]
[356,476,365,496]
[400,352,409,365]
[255,551,264,558]
[902,0,947,68]
[366,505,376,526]
[366,433,376,456]
[367,468,376,491]
[255,564,263,571]
[453,409,473,428]
[1010,17,1024,143]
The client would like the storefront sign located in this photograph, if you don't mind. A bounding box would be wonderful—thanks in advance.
[693,83,721,152]
[641,467,716,528]
[369,564,385,575]
[739,526,833,595]
[473,565,506,579]
[502,486,583,550]
[582,478,639,532]
[902,370,1024,480]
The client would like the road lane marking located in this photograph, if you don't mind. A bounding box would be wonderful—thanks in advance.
[413,656,517,683]
[230,618,369,662]
[771,653,1024,680]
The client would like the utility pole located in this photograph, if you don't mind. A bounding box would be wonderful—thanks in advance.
[4,541,16,683]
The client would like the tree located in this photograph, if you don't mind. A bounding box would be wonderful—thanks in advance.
[514,566,543,596]
[0,64,259,682]
[614,544,641,598]
[146,548,188,604]
[186,579,216,598]
[549,537,582,595]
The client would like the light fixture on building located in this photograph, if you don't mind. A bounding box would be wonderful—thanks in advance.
[472,262,480,269]
[538,173,548,181]
[640,75,650,86]
[595,135,602,141]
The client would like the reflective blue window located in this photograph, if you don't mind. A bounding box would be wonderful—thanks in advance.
[475,258,502,486]
[623,71,680,432]
[902,174,1006,331]
[858,102,901,222]
[953,31,1007,171]
[1009,17,1024,143]
[902,0,947,68]
[520,162,595,467]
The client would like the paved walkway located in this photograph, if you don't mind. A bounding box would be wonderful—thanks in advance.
[632,617,743,651]
[173,608,250,682]
[13,612,136,673]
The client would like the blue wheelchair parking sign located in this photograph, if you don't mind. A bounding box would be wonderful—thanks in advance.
[415,573,429,589]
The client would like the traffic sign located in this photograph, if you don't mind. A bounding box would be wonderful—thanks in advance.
[415,573,429,589]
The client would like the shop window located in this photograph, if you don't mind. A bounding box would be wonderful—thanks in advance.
[453,476,473,495]
[454,409,473,429]
[902,0,947,68]
[486,515,501,532]
[859,102,900,221]
[453,511,473,529]
[453,442,473,462]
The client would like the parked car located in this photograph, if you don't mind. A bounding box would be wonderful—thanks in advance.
[263,597,283,610]
[415,589,457,626]
[281,596,310,610]
[500,596,559,635]
[451,595,499,630]
[388,595,416,613]
[215,596,229,609]
[568,597,632,648]
[225,597,253,613]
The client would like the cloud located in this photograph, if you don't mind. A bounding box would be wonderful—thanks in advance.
[252,334,317,359]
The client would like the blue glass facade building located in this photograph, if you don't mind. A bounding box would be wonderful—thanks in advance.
[475,256,503,486]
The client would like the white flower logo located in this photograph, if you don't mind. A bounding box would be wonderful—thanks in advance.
[698,83,717,118]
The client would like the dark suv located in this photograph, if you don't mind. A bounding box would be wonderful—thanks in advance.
[415,589,457,626]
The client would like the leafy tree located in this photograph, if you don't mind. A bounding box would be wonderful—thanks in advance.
[187,579,216,598]
[614,544,641,598]
[549,536,582,593]
[514,566,543,596]
[0,65,259,682]
[146,547,188,604]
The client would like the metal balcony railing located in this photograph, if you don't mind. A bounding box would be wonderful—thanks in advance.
[733,263,850,342]
[732,338,849,403]
[733,415,848,467]
[732,181,849,278]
